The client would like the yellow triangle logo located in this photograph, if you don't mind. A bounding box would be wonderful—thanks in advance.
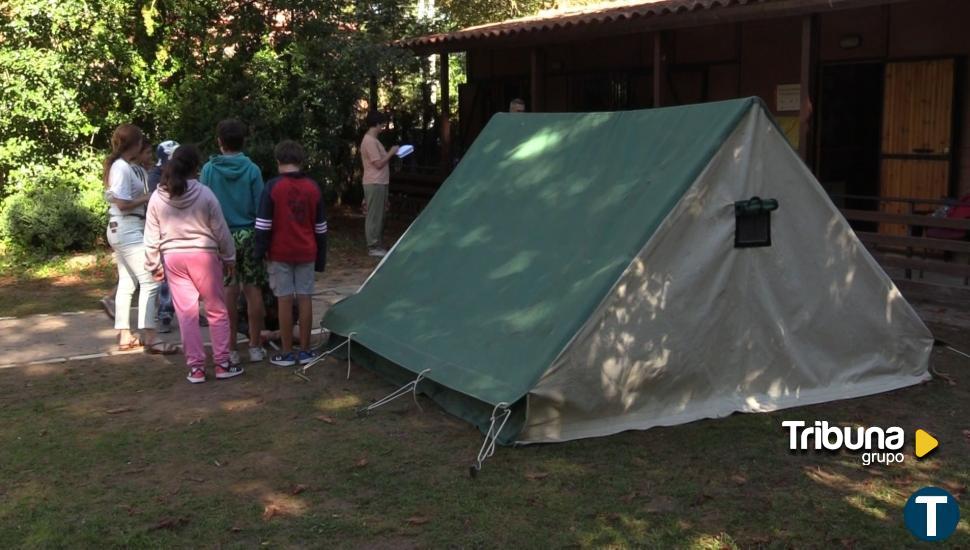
[915,429,939,458]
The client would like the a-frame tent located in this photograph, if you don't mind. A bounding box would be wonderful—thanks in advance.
[322,97,932,445]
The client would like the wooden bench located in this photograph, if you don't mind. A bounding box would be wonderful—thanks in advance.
[389,169,444,220]
[838,205,970,306]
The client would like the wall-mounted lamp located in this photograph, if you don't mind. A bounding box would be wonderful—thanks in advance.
[839,34,863,49]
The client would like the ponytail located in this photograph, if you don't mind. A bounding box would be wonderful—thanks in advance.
[160,144,201,197]
[103,124,145,188]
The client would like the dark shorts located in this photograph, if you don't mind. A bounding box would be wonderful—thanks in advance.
[224,228,267,287]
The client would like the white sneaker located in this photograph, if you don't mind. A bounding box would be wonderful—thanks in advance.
[248,346,266,362]
[229,350,241,365]
[368,248,387,257]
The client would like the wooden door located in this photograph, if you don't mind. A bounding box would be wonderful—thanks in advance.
[879,59,955,234]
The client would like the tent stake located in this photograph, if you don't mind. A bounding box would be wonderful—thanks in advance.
[469,403,511,478]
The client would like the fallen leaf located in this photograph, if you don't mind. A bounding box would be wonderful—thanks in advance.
[150,517,188,531]
[230,526,243,533]
[184,476,204,483]
[355,457,368,468]
[262,505,281,521]
[213,460,224,467]
[524,471,549,481]
[406,516,430,526]
[316,415,337,425]
[106,407,133,415]
[731,474,748,486]
[619,491,642,503]
[291,484,309,495]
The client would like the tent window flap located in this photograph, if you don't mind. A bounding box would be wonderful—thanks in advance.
[735,197,779,248]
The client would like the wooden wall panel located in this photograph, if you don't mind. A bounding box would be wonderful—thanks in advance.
[881,60,954,155]
[879,159,950,234]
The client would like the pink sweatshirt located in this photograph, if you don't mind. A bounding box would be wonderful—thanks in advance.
[144,179,236,276]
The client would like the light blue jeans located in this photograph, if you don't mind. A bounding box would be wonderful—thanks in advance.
[107,216,158,330]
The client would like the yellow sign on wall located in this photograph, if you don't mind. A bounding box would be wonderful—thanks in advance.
[776,116,800,150]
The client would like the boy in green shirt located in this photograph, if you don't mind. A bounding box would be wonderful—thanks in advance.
[201,119,267,364]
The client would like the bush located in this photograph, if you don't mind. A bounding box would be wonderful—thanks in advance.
[0,186,101,255]
[0,149,104,255]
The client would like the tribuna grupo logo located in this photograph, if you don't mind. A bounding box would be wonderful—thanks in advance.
[783,420,907,466]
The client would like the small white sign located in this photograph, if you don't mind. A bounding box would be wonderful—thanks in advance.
[776,84,801,112]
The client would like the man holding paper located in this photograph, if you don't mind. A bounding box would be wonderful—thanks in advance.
[360,111,399,257]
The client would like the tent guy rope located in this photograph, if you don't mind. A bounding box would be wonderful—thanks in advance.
[294,331,356,382]
[356,368,431,416]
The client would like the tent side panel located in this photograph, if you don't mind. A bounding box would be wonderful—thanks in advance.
[520,105,933,444]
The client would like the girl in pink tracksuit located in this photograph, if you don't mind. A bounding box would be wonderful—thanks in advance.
[144,145,243,384]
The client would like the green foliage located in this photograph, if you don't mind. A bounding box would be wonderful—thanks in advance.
[0,0,423,257]
[433,0,556,28]
[0,148,104,254]
[432,0,614,29]
[0,186,101,255]
[2,0,606,257]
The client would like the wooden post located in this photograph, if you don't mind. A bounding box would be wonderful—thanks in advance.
[530,47,543,112]
[439,51,451,171]
[798,15,818,163]
[653,32,666,108]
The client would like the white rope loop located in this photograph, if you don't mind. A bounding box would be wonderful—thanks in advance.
[357,368,432,416]
[294,331,357,381]
[346,332,357,379]
[472,402,511,475]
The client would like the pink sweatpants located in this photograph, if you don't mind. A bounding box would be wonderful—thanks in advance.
[163,252,231,369]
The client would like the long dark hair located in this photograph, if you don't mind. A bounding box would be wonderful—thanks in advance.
[103,124,144,188]
[160,144,201,197]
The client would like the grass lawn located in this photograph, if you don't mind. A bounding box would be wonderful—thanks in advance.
[0,322,968,548]
[0,250,117,317]
[1,216,968,547]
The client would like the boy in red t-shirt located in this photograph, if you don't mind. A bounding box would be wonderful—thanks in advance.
[253,141,327,366]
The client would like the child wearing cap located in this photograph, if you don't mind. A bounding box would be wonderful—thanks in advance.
[253,140,328,367]
[148,139,180,331]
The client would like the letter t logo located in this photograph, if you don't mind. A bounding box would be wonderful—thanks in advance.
[915,496,949,537]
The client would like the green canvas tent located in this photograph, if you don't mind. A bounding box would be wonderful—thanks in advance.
[322,97,932,451]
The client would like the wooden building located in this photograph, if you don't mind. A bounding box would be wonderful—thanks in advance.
[401,0,970,214]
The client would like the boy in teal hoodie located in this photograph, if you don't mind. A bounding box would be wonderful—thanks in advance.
[201,119,267,364]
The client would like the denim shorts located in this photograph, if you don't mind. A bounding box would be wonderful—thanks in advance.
[268,261,315,297]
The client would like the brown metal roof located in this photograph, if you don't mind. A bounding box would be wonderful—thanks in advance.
[401,0,888,52]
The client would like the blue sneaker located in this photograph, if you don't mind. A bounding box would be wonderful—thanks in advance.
[270,351,297,367]
[297,349,318,365]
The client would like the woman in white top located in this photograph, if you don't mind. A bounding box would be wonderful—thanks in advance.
[104,124,169,353]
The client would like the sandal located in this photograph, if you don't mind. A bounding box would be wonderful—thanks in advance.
[118,335,143,352]
[145,341,181,355]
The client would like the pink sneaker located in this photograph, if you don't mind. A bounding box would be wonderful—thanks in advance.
[186,367,206,384]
